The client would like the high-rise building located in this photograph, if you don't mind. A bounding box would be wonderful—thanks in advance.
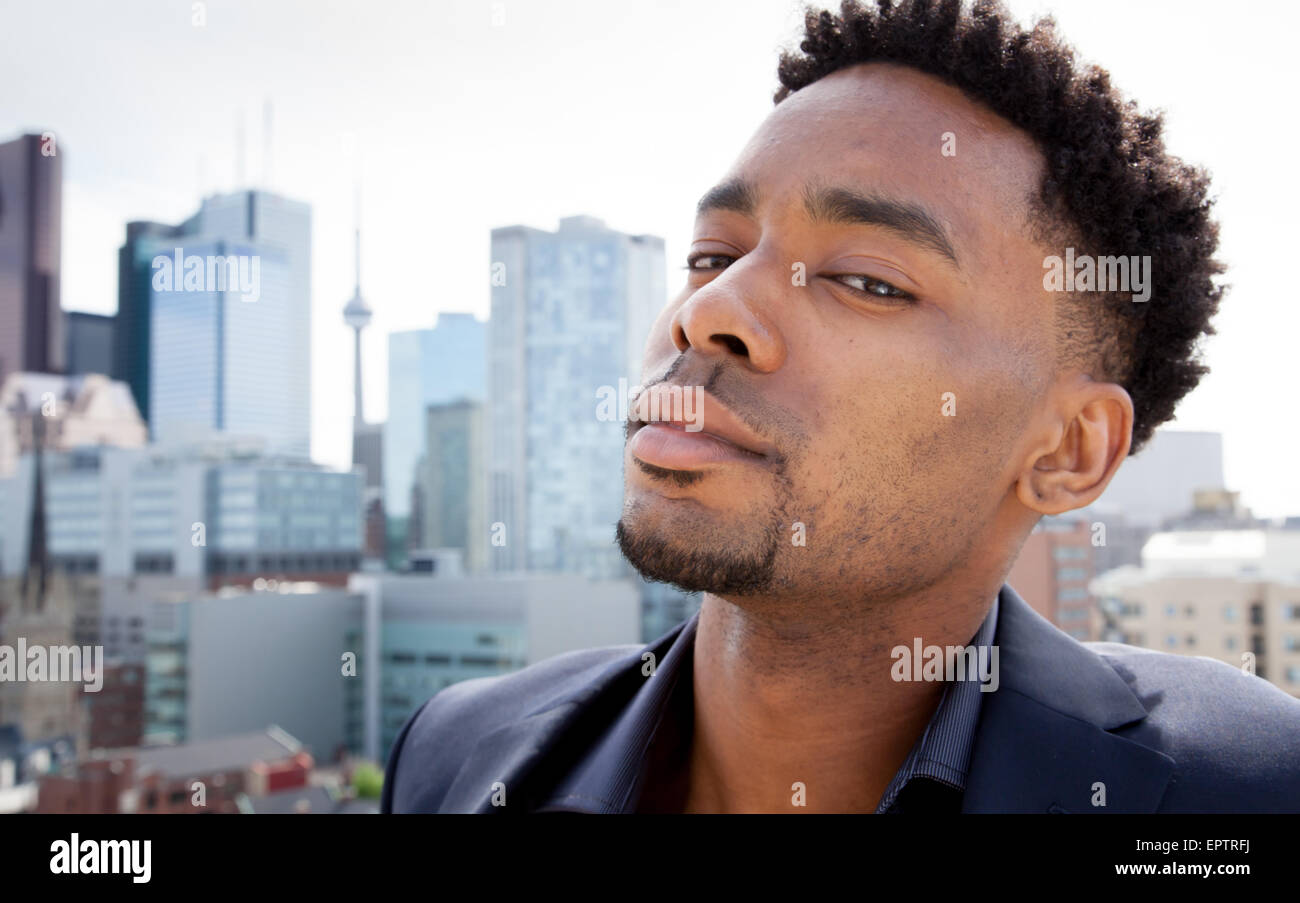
[413,400,486,573]
[129,190,312,457]
[0,133,63,380]
[383,314,486,567]
[63,312,113,377]
[488,215,664,577]
[116,220,182,425]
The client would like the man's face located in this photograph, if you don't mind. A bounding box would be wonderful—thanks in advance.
[619,62,1058,605]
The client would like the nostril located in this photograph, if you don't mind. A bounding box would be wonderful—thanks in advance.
[714,334,749,356]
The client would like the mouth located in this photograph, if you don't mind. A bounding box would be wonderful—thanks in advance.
[627,386,773,472]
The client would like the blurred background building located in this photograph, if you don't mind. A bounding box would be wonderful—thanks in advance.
[0,133,63,380]
[488,216,664,578]
[120,189,312,457]
[384,312,485,570]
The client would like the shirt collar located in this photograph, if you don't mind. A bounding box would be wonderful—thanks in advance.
[874,592,999,811]
[536,593,1000,813]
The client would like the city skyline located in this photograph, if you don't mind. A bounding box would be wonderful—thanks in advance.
[2,0,1298,827]
[2,0,1298,520]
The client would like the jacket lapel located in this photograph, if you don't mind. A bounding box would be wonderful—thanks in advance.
[962,584,1175,812]
[439,701,594,813]
[438,618,692,813]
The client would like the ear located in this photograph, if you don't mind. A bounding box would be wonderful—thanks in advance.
[1015,378,1133,516]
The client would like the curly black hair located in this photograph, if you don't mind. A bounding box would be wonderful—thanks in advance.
[774,0,1224,454]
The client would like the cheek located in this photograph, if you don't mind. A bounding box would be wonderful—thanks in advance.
[800,329,954,443]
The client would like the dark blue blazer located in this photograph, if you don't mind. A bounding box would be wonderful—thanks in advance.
[382,583,1300,813]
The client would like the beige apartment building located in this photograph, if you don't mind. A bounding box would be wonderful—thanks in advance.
[1092,530,1300,698]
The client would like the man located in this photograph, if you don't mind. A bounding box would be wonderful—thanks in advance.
[383,0,1300,813]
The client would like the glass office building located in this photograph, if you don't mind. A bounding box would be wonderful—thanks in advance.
[488,215,665,578]
[131,190,312,458]
[383,313,486,566]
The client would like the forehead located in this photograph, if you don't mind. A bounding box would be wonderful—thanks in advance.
[724,63,1048,260]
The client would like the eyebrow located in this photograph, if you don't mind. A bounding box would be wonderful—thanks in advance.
[695,176,960,268]
[696,177,759,217]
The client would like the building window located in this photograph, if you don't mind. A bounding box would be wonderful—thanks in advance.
[1166,635,1178,649]
[1225,636,1238,651]
[1184,605,1195,618]
[1287,667,1300,685]
[459,655,515,668]
[1165,605,1176,618]
[1223,605,1238,622]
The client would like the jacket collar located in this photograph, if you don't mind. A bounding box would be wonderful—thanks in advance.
[441,584,1175,813]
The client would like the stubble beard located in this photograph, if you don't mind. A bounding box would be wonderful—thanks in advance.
[616,460,792,597]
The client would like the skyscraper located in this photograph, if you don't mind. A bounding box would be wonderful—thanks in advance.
[134,190,312,457]
[116,220,182,425]
[383,313,486,567]
[414,399,486,572]
[0,133,63,379]
[488,215,665,577]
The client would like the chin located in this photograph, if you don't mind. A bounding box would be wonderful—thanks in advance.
[615,504,782,597]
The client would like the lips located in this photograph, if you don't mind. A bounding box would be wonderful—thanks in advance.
[627,386,772,471]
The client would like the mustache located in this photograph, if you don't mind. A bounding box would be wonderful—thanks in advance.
[623,355,806,454]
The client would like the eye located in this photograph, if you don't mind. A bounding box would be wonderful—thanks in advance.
[684,252,736,271]
[827,273,916,303]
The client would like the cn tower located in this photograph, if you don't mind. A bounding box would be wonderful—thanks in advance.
[343,184,385,566]
[342,195,372,427]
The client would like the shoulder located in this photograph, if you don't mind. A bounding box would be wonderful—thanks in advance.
[1086,641,1300,810]
[381,644,640,813]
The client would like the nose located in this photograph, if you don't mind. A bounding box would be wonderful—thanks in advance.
[668,259,787,373]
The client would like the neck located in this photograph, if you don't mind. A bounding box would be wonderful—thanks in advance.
[682,574,999,813]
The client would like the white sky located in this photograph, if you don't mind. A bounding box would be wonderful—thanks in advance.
[2,0,1297,516]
